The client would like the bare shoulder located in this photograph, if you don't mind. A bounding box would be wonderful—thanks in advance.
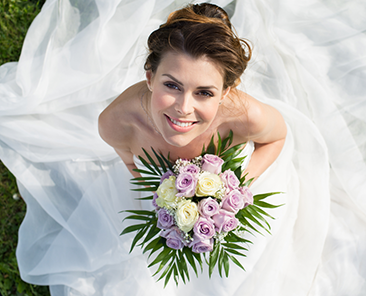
[224,90,287,143]
[98,81,147,149]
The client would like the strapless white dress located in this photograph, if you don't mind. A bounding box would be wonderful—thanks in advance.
[0,0,365,295]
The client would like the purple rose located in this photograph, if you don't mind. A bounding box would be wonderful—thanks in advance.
[221,189,245,213]
[179,164,200,176]
[160,226,186,250]
[160,170,175,184]
[175,172,197,197]
[157,208,175,229]
[188,235,214,253]
[220,170,240,192]
[201,154,224,174]
[193,217,215,240]
[212,209,239,233]
[239,186,253,208]
[152,192,159,209]
[198,197,220,217]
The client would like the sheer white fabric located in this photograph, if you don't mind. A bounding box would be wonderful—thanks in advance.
[0,0,365,295]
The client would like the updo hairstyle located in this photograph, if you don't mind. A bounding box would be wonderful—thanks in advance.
[144,3,252,89]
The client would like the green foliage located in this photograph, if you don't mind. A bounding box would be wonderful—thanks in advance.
[131,148,173,195]
[122,131,282,287]
[1,0,49,294]
[0,162,50,296]
[0,0,45,65]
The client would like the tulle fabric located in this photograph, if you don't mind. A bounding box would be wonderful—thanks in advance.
[0,0,365,295]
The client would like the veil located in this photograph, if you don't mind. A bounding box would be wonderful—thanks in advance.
[0,0,365,295]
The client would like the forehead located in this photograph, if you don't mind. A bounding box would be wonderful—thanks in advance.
[155,51,225,87]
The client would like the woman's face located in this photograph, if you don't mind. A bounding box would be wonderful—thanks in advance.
[146,51,230,148]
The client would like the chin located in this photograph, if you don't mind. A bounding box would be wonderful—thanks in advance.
[162,133,196,148]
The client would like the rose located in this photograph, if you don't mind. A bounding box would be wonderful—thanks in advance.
[160,170,175,184]
[156,176,178,208]
[220,169,240,192]
[239,186,253,208]
[221,189,245,213]
[201,154,224,174]
[188,235,213,253]
[198,197,220,217]
[193,217,215,240]
[175,172,197,198]
[160,226,186,250]
[179,164,200,176]
[212,209,239,233]
[196,172,222,197]
[175,199,199,232]
[152,192,159,209]
[157,208,175,229]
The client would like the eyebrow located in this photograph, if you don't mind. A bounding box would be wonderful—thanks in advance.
[162,74,219,90]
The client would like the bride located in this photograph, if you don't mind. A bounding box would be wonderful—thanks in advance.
[0,0,365,295]
[98,3,287,183]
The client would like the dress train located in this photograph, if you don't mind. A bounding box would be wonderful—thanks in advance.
[0,0,365,295]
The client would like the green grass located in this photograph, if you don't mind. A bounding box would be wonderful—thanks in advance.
[0,0,50,295]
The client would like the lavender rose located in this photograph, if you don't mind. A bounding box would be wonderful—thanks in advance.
[239,186,254,208]
[179,164,200,176]
[188,235,214,253]
[193,217,215,240]
[221,189,245,213]
[160,226,186,250]
[201,154,224,174]
[157,208,175,229]
[220,169,240,192]
[160,170,175,184]
[212,209,239,233]
[198,197,220,217]
[175,172,197,197]
[152,192,159,209]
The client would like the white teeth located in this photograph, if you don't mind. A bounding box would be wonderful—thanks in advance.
[169,117,194,127]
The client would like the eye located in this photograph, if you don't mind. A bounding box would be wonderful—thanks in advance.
[197,90,214,97]
[164,82,180,91]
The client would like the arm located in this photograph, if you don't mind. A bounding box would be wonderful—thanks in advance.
[237,97,287,185]
[243,138,286,185]
[98,99,142,179]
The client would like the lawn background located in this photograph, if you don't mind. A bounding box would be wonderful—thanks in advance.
[0,0,50,295]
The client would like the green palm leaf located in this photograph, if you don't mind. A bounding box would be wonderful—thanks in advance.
[142,148,162,176]
[151,148,168,173]
[121,130,283,287]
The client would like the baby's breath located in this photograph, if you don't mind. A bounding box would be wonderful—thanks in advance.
[215,184,226,200]
[191,156,203,167]
[173,159,191,174]
[233,225,247,238]
[173,156,203,174]
[183,231,194,244]
[213,231,228,242]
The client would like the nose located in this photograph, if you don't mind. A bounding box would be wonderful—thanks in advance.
[175,93,194,115]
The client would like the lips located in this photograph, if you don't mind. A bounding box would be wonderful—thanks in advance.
[165,114,198,132]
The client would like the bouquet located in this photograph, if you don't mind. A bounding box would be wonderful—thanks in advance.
[121,131,281,286]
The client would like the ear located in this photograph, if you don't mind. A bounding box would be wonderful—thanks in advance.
[221,87,231,101]
[146,71,154,90]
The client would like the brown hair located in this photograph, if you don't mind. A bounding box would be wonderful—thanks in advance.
[144,3,252,89]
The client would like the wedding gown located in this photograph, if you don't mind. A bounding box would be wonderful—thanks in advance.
[0,0,365,295]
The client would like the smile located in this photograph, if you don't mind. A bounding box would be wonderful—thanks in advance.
[165,115,198,132]
[169,117,194,127]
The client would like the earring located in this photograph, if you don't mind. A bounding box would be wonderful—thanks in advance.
[219,101,222,105]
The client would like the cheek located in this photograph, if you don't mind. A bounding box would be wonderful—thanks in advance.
[151,92,174,112]
[198,103,219,122]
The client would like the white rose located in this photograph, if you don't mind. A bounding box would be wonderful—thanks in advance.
[196,172,222,197]
[175,199,199,233]
[156,176,177,208]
